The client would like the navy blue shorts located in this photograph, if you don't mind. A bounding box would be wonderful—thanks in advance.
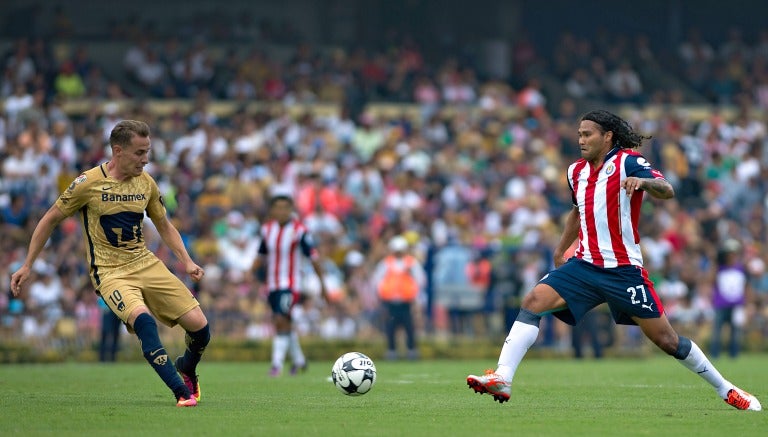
[539,258,664,326]
[267,289,297,316]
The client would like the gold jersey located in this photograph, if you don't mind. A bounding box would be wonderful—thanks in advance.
[56,163,166,289]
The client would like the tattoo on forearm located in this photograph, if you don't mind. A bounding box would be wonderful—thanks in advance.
[642,179,673,198]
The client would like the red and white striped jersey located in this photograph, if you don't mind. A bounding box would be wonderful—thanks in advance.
[567,148,666,268]
[258,218,318,291]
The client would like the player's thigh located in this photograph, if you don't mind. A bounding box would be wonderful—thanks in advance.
[537,259,603,319]
[140,262,200,328]
[522,283,568,313]
[98,278,146,324]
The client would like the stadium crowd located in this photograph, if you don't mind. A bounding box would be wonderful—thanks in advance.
[2,11,768,358]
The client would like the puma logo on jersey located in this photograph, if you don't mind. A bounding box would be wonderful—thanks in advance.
[641,302,654,312]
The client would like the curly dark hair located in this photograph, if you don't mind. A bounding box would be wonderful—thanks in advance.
[581,110,650,149]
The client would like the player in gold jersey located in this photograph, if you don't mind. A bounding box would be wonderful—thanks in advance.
[11,120,209,407]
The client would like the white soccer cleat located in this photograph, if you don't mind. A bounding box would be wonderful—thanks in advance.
[467,370,511,404]
[724,387,762,411]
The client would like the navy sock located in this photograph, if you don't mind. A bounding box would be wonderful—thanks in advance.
[133,313,189,399]
[179,324,210,374]
[517,308,542,327]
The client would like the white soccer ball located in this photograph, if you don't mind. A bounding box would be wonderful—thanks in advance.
[331,352,377,396]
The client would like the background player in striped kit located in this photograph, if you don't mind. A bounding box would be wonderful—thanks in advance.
[251,194,328,376]
[467,110,761,411]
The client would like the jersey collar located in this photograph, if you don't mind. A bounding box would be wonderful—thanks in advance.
[603,147,620,163]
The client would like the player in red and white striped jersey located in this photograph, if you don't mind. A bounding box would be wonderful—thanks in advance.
[251,195,327,376]
[467,110,760,411]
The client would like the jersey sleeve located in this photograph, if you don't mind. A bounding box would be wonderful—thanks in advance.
[299,231,319,260]
[258,238,268,255]
[566,168,577,206]
[624,153,665,180]
[144,175,167,221]
[55,173,91,216]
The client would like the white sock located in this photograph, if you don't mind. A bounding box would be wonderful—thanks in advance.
[677,340,732,398]
[289,332,305,366]
[272,334,290,369]
[496,321,540,382]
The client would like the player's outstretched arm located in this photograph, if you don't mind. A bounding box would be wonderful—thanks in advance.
[623,176,675,199]
[152,215,204,281]
[311,259,329,302]
[10,205,67,296]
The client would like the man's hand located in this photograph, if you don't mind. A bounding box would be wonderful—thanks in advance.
[186,262,205,282]
[620,176,643,197]
[553,253,568,269]
[10,265,31,296]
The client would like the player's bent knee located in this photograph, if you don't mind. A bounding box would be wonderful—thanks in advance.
[188,324,210,347]
[127,306,151,327]
[672,335,692,359]
[178,307,208,331]
[521,284,567,314]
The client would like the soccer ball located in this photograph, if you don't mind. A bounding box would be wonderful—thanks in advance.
[331,352,377,396]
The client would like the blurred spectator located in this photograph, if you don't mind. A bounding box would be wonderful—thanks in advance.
[517,78,546,116]
[565,68,601,100]
[432,240,482,336]
[571,309,605,359]
[5,39,36,86]
[710,239,750,359]
[606,60,644,104]
[54,61,86,99]
[134,50,169,96]
[4,83,34,135]
[372,235,425,360]
[99,299,122,362]
[28,261,63,321]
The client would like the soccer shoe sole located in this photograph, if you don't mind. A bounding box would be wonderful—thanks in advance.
[466,375,510,404]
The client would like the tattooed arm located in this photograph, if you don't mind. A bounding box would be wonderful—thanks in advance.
[622,176,675,199]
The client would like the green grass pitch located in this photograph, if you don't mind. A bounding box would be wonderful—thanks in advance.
[1,355,765,436]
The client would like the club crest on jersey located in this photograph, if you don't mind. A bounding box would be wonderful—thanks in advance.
[67,174,87,191]
[604,163,616,176]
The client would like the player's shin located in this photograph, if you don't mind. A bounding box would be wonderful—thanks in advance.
[271,333,291,373]
[134,313,190,399]
[673,335,731,398]
[289,331,305,367]
[496,309,541,382]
